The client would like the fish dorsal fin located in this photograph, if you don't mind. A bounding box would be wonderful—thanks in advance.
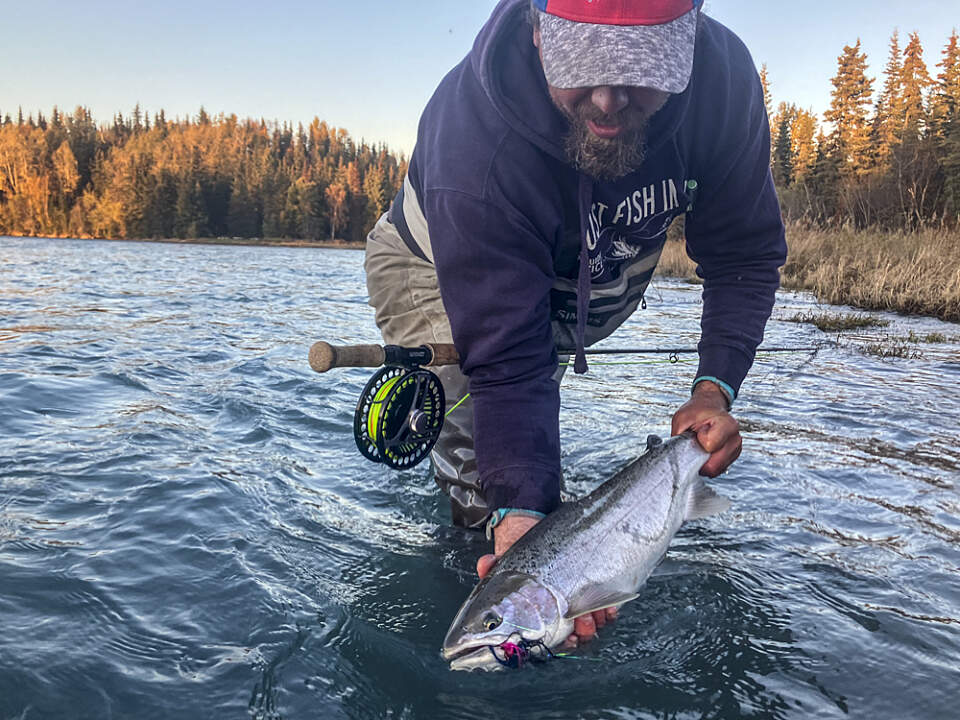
[563,586,640,620]
[686,477,732,520]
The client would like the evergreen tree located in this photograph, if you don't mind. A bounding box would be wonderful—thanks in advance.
[808,131,841,222]
[888,32,937,227]
[145,170,176,238]
[759,64,773,163]
[825,40,874,177]
[50,141,80,232]
[363,164,388,228]
[325,182,347,241]
[899,32,933,140]
[790,108,819,182]
[772,104,794,187]
[932,30,960,218]
[174,176,208,238]
[132,103,143,133]
[872,30,902,165]
[226,173,261,238]
[65,106,98,192]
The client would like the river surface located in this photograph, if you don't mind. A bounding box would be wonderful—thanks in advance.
[1,236,959,720]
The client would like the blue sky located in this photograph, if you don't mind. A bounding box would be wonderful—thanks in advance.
[3,1,956,155]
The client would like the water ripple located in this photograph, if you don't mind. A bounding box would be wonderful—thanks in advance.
[1,237,959,719]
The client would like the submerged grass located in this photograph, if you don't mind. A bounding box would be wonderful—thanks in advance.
[860,339,925,359]
[784,311,890,332]
[657,223,960,323]
[906,330,951,344]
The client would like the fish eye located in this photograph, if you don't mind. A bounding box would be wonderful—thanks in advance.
[482,613,502,632]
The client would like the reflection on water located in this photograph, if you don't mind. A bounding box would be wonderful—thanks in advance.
[1,236,959,719]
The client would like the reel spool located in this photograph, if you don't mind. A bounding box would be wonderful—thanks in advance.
[354,366,445,469]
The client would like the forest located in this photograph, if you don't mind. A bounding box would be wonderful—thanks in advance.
[763,29,960,228]
[0,106,406,244]
[1,28,958,241]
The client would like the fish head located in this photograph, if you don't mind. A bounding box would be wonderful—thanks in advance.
[441,570,569,671]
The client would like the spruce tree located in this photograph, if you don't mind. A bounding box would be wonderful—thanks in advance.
[790,108,819,182]
[825,40,874,177]
[759,64,774,164]
[899,32,933,140]
[772,104,795,187]
[872,30,902,166]
[174,176,208,238]
[930,30,960,136]
[933,30,960,218]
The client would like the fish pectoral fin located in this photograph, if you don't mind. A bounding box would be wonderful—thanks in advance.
[685,477,732,520]
[563,588,639,620]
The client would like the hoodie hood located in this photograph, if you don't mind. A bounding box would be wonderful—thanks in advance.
[471,0,694,167]
[469,0,696,372]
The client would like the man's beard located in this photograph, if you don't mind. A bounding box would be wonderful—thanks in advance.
[562,106,649,182]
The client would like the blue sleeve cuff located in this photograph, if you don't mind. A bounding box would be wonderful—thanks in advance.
[693,375,736,407]
[485,508,547,539]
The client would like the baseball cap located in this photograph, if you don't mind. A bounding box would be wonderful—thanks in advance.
[533,0,703,93]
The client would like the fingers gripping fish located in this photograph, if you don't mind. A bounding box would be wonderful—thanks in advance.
[441,432,731,671]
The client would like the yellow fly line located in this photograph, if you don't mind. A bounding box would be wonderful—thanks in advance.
[367,373,402,442]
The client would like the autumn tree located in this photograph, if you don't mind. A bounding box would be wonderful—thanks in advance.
[891,32,939,227]
[825,40,874,178]
[325,182,347,241]
[790,108,819,182]
[872,30,903,165]
[899,32,934,139]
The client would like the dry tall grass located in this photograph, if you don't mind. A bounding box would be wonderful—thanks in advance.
[656,239,701,284]
[656,223,960,322]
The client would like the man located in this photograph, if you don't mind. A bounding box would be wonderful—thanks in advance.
[365,0,786,645]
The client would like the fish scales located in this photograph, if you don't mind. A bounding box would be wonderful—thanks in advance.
[503,440,690,600]
[441,433,728,671]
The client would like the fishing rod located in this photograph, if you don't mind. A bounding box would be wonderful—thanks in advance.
[308,340,818,471]
[307,341,818,373]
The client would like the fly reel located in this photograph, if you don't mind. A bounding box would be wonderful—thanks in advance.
[354,365,445,469]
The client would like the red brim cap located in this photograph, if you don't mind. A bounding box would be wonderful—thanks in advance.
[537,7,698,93]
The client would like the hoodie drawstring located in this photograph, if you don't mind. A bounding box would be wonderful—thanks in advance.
[574,174,593,375]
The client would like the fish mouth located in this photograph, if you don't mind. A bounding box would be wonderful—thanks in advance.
[441,636,503,663]
[442,633,516,671]
[445,646,497,671]
[444,634,558,672]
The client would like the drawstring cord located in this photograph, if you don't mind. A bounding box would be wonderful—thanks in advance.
[574,174,593,375]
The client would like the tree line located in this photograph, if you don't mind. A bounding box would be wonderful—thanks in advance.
[763,28,960,229]
[0,106,406,243]
[2,26,959,240]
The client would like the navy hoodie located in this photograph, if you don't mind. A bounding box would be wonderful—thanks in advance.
[388,0,786,515]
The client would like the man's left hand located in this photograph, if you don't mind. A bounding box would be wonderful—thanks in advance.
[671,380,742,477]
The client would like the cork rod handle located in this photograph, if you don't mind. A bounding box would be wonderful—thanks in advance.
[308,341,460,373]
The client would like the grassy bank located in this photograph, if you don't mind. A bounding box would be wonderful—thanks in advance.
[657,224,960,323]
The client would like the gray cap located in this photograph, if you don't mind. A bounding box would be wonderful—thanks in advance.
[537,8,698,93]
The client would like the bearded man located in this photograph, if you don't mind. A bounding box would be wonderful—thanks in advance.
[364,0,786,645]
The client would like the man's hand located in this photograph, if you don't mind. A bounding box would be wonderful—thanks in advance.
[671,380,742,477]
[475,513,616,647]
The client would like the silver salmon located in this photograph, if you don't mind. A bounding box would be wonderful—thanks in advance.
[441,433,731,671]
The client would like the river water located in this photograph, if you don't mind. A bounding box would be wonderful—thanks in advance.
[1,236,958,720]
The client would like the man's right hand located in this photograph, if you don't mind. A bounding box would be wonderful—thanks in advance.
[475,513,617,647]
